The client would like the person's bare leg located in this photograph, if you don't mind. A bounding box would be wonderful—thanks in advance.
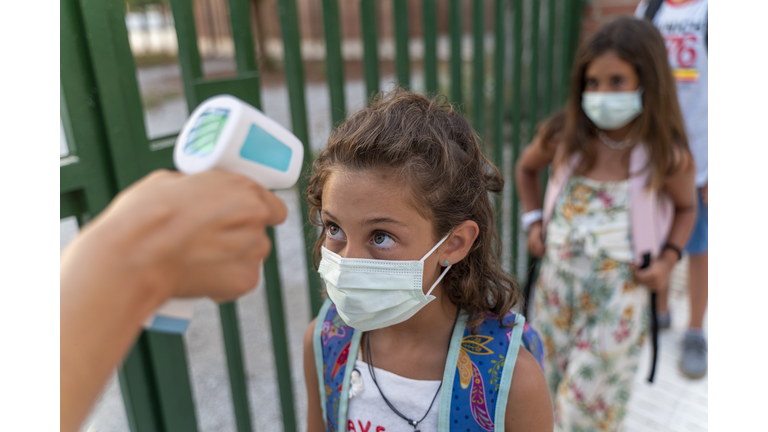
[687,252,708,329]
[657,287,669,314]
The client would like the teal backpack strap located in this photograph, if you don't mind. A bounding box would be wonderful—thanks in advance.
[313,299,334,425]
[437,310,469,430]
[493,314,526,432]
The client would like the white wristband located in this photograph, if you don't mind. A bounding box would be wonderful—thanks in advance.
[521,209,543,232]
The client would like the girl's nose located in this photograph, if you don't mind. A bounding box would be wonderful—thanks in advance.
[340,243,368,260]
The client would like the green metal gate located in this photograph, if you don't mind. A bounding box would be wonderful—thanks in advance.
[60,0,584,430]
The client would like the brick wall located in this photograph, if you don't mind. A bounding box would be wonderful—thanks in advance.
[580,0,644,40]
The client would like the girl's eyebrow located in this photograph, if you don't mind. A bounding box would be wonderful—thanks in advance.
[364,217,408,228]
[322,210,407,228]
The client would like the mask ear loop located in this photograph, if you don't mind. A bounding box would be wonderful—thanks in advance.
[420,232,453,297]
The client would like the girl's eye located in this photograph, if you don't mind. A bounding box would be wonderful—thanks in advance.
[611,76,624,87]
[586,78,598,89]
[372,232,395,248]
[327,224,346,240]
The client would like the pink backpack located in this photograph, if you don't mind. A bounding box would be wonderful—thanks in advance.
[542,142,674,265]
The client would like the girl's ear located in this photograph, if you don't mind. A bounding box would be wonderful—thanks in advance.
[441,220,480,265]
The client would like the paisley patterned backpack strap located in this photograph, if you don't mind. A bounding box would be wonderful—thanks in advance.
[438,311,526,432]
[521,321,546,370]
[313,299,361,432]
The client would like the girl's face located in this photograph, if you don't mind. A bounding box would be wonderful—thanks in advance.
[320,168,440,266]
[584,50,640,93]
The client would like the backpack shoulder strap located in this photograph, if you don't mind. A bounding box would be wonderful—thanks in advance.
[644,0,664,22]
[314,299,360,432]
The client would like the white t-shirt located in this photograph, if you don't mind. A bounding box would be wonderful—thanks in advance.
[636,0,709,186]
[346,358,441,432]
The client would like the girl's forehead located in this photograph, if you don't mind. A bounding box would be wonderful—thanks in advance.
[321,169,427,223]
[586,50,635,75]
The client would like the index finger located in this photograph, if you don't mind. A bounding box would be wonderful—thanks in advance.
[258,188,288,226]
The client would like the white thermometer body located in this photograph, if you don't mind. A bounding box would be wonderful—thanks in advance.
[144,94,304,333]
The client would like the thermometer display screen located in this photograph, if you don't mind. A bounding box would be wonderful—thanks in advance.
[184,108,229,156]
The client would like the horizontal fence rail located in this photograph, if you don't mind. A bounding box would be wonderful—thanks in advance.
[60,1,583,430]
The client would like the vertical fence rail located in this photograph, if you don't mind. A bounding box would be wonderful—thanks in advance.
[360,0,380,99]
[472,0,485,135]
[492,0,506,238]
[423,0,438,95]
[528,0,541,137]
[449,0,462,106]
[543,0,556,116]
[322,0,346,124]
[394,0,410,89]
[221,2,259,429]
[510,0,523,277]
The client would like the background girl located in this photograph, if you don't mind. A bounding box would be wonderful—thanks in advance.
[515,17,697,431]
[302,90,552,432]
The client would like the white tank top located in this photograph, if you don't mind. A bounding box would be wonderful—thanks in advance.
[636,0,709,186]
[346,349,442,432]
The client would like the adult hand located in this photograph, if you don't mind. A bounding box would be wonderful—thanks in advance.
[72,169,288,303]
[631,251,676,293]
[701,182,707,207]
[527,222,546,259]
[61,169,287,432]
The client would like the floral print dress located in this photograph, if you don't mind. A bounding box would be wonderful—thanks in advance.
[533,176,649,432]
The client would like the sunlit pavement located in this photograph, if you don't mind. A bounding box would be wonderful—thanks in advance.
[625,256,708,432]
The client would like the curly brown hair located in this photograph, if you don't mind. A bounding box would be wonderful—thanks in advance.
[306,89,521,331]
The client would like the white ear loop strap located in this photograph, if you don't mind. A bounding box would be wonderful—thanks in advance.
[420,232,453,297]
[425,264,452,297]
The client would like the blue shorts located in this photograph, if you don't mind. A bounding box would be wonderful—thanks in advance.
[685,188,708,255]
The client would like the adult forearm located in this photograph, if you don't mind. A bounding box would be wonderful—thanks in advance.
[60,211,174,432]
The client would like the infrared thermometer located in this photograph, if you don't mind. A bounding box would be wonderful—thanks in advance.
[143,94,304,334]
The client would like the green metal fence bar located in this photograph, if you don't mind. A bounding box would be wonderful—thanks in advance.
[229,0,258,73]
[169,0,204,112]
[449,0,462,106]
[492,0,505,237]
[263,229,298,432]
[394,0,410,89]
[422,0,438,95]
[542,0,556,116]
[360,0,380,99]
[322,0,347,124]
[559,0,573,105]
[472,0,484,134]
[528,0,541,139]
[118,335,165,432]
[60,2,116,215]
[510,0,523,277]
[146,333,199,431]
[219,303,254,432]
[223,3,259,430]
[276,0,324,317]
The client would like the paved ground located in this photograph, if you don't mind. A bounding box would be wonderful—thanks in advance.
[62,62,707,432]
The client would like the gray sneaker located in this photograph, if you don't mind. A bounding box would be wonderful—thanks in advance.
[679,332,708,379]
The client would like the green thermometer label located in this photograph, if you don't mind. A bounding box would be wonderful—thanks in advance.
[184,108,229,156]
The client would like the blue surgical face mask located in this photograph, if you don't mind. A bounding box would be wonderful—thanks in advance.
[582,88,643,130]
[317,234,451,332]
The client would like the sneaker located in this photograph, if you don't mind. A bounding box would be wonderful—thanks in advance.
[656,311,671,330]
[679,332,708,379]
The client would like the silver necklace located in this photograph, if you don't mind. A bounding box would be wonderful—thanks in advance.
[597,130,633,150]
